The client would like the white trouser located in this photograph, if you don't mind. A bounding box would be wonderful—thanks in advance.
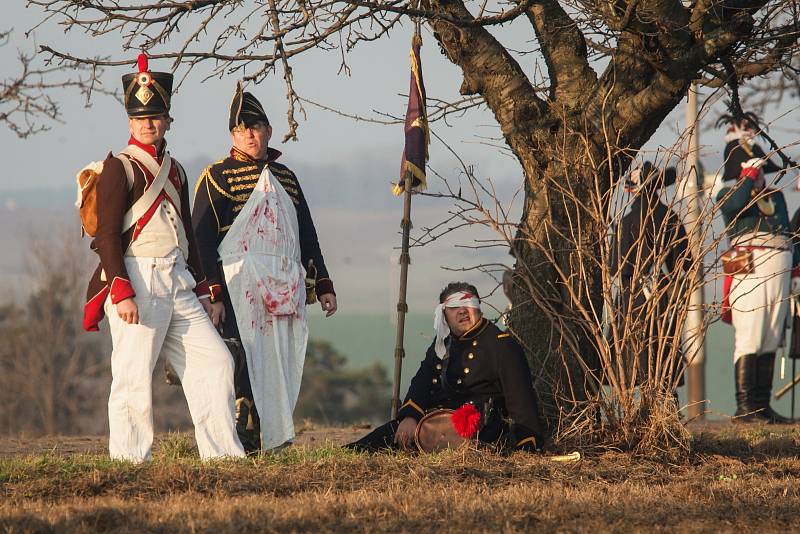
[729,247,791,363]
[105,252,245,462]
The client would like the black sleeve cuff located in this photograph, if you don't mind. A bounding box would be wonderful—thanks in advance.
[316,277,335,297]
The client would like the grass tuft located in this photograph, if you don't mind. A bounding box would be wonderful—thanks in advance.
[156,432,199,461]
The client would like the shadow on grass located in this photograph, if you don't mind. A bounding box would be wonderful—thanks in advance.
[691,424,800,460]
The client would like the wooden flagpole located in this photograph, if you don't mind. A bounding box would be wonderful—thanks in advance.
[391,171,413,419]
[391,8,424,419]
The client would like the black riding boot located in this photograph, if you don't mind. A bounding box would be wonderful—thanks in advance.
[344,420,401,452]
[755,353,792,424]
[226,337,262,454]
[734,354,769,423]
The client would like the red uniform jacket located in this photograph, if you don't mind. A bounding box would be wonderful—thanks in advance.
[83,137,210,331]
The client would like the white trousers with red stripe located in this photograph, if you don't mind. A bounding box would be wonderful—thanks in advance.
[729,247,791,363]
[105,252,244,462]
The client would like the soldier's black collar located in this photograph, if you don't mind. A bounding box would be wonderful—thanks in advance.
[230,146,282,164]
[458,318,488,341]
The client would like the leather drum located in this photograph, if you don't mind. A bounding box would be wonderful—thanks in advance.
[413,409,469,453]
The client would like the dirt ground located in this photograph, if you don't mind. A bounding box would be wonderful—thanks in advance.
[0,423,367,458]
[0,419,739,458]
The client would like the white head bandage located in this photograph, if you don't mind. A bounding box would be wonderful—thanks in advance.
[433,291,481,358]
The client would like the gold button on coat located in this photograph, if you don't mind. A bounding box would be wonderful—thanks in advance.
[464,368,470,374]
[472,340,478,346]
[436,363,442,370]
[457,379,462,385]
[432,378,438,384]
[467,353,474,360]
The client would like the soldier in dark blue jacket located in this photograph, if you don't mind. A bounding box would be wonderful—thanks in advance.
[192,84,337,451]
[346,282,544,452]
[716,113,795,423]
[610,162,691,392]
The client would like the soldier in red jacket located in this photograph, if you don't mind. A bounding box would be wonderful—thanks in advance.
[83,55,244,462]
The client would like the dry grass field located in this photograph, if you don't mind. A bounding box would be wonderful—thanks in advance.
[2,423,800,533]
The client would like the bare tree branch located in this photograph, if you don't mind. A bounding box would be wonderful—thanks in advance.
[1,28,111,138]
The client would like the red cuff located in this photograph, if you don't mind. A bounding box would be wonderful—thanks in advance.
[792,267,800,278]
[83,286,109,332]
[194,278,211,298]
[109,277,136,304]
[209,284,224,303]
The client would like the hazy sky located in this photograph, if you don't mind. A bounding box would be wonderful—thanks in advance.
[3,2,800,315]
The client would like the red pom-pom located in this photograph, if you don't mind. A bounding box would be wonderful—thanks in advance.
[137,53,149,73]
[740,165,760,181]
[451,403,481,438]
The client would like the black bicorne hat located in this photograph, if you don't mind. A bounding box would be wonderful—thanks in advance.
[229,81,269,131]
[122,54,173,118]
[625,161,677,191]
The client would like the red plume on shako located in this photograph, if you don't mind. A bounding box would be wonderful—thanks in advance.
[136,53,153,86]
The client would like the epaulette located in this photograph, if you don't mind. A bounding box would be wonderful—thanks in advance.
[206,158,227,173]
[196,166,247,203]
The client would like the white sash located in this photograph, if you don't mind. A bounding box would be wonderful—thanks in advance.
[119,144,177,233]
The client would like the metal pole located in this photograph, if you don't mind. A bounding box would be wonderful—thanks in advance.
[791,296,797,420]
[391,172,414,419]
[684,83,707,420]
[790,356,797,421]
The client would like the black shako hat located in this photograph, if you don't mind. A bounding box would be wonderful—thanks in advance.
[122,54,173,118]
[625,161,677,192]
[229,81,270,131]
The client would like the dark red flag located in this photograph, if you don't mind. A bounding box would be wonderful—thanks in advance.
[394,34,429,196]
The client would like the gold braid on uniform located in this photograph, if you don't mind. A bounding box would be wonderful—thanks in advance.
[212,177,250,202]
[270,166,301,205]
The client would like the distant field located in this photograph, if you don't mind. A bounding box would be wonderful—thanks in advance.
[2,425,800,532]
[307,311,445,393]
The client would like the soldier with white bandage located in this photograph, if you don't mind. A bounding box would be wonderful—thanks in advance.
[346,282,544,452]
